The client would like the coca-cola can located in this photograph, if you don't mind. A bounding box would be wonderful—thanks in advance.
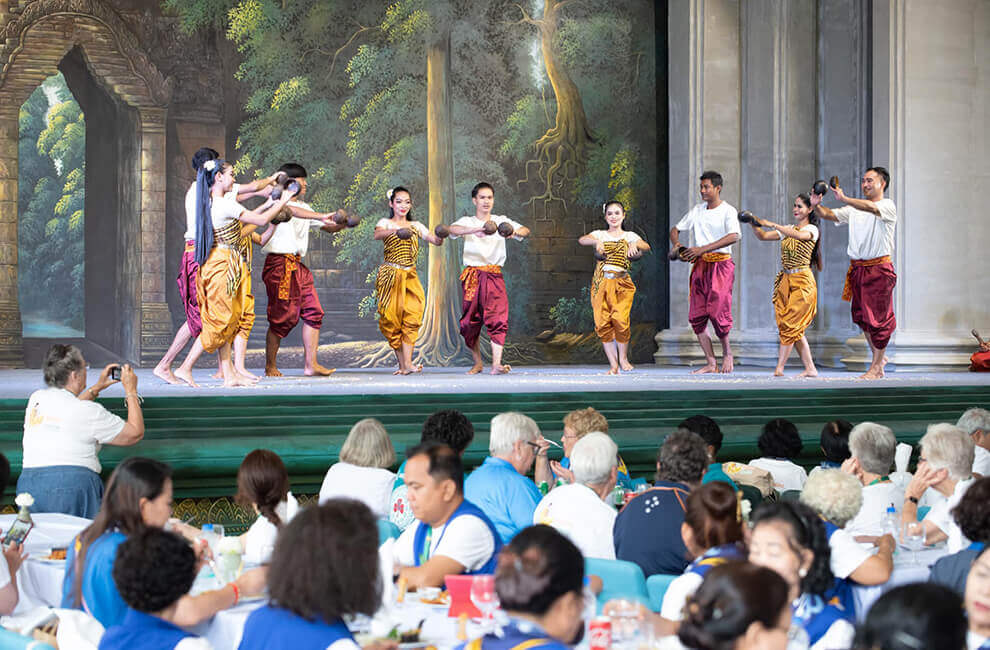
[589,616,612,650]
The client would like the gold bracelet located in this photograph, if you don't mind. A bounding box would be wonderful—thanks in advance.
[125,392,143,405]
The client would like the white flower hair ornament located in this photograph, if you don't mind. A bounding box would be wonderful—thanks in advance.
[15,493,34,508]
[203,160,217,172]
[602,202,608,214]
[387,189,394,200]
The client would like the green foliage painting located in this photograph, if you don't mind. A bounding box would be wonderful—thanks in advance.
[18,73,85,337]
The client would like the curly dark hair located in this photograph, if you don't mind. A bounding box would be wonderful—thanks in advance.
[678,562,789,650]
[421,410,475,455]
[852,583,964,650]
[269,499,380,622]
[684,482,744,550]
[820,419,853,464]
[750,501,833,596]
[112,528,196,613]
[678,415,723,454]
[951,476,990,542]
[758,419,804,459]
[495,525,583,616]
[656,430,709,484]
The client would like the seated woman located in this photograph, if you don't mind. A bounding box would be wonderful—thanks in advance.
[966,547,990,649]
[236,449,298,564]
[817,419,852,470]
[748,419,808,492]
[748,501,855,650]
[99,528,211,649]
[319,418,397,518]
[856,583,965,650]
[62,457,266,628]
[930,476,990,595]
[238,499,381,649]
[674,562,791,650]
[457,525,585,650]
[535,407,634,490]
[842,422,902,535]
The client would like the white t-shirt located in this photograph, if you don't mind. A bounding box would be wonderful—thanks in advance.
[375,219,429,239]
[532,483,617,560]
[925,476,975,553]
[659,572,703,621]
[393,511,496,573]
[262,201,322,257]
[747,458,808,492]
[450,215,524,267]
[589,230,644,273]
[844,482,904,536]
[833,198,897,260]
[973,446,990,477]
[184,182,241,240]
[319,462,397,519]
[22,388,125,473]
[209,195,247,230]
[826,525,872,579]
[242,492,299,564]
[673,201,740,255]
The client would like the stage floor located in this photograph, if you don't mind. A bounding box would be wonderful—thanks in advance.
[0,365,988,399]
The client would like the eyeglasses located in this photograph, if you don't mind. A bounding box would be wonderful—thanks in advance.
[525,441,541,452]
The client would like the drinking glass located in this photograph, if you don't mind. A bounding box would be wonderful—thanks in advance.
[470,575,499,622]
[903,521,925,564]
[609,598,642,649]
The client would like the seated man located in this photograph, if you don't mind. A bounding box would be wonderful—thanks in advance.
[99,528,211,649]
[677,414,737,490]
[614,430,708,576]
[534,432,618,560]
[903,423,976,552]
[957,408,990,477]
[394,442,501,589]
[464,412,546,543]
[843,422,903,535]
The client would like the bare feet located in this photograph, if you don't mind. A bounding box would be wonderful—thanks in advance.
[237,367,259,381]
[720,355,734,373]
[466,364,484,375]
[224,373,257,388]
[173,368,199,388]
[619,361,635,371]
[304,363,336,377]
[773,368,785,377]
[408,364,423,374]
[490,364,511,375]
[606,366,620,375]
[393,367,405,375]
[799,367,819,378]
[153,365,181,385]
[859,367,885,380]
[692,363,718,375]
[265,366,283,377]
[211,369,224,380]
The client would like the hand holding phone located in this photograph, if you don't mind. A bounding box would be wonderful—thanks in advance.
[3,517,32,547]
[110,365,121,381]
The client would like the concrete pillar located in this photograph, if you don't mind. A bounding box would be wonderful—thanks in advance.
[137,108,171,366]
[0,107,23,367]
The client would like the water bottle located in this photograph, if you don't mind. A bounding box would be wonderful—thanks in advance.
[881,504,900,552]
[199,523,223,558]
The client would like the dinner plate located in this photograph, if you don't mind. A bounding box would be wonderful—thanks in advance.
[30,556,67,565]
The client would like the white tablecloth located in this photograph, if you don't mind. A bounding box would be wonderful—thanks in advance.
[852,545,948,620]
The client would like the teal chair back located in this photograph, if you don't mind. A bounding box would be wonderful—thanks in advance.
[377,519,401,544]
[918,505,931,521]
[645,573,678,612]
[585,558,649,612]
[738,484,763,507]
[0,628,56,650]
[780,489,802,502]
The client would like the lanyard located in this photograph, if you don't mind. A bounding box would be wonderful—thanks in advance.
[419,521,452,565]
[867,475,890,486]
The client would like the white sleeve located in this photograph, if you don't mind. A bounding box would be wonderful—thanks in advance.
[673,207,694,232]
[0,555,11,590]
[412,222,430,239]
[84,402,126,444]
[375,218,394,230]
[588,230,605,242]
[223,183,242,200]
[810,619,855,650]
[326,640,361,650]
[832,206,852,225]
[219,197,247,221]
[924,499,952,536]
[827,528,872,579]
[242,516,278,564]
[393,524,417,567]
[175,638,215,650]
[723,205,742,236]
[497,215,525,232]
[877,199,897,224]
[659,573,702,621]
[804,225,820,242]
[624,231,644,245]
[434,515,496,572]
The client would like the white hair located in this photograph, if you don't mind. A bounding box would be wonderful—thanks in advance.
[800,469,863,528]
[849,422,897,476]
[570,432,618,486]
[919,423,974,481]
[489,412,540,456]
[957,408,990,435]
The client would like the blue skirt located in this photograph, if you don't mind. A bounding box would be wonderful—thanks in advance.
[17,465,103,519]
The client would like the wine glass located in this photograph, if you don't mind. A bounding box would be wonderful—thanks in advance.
[903,521,925,564]
[470,575,499,626]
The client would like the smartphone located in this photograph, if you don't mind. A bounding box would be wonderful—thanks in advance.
[3,517,33,546]
[110,365,121,381]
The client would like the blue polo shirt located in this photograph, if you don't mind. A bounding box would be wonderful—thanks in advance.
[701,462,738,490]
[613,481,692,576]
[464,457,542,543]
[99,608,194,650]
[62,530,128,627]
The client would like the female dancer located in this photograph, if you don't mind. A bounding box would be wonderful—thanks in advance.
[373,187,444,374]
[578,201,650,374]
[744,194,821,377]
[174,160,295,387]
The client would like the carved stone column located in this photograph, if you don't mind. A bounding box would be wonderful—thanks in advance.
[0,107,23,367]
[138,108,171,366]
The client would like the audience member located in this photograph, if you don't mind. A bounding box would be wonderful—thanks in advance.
[319,418,396,517]
[456,525,585,650]
[393,442,501,589]
[389,410,475,531]
[99,528,211,650]
[61,457,266,628]
[533,432,618,559]
[19,344,144,518]
[0,452,24,615]
[902,423,975,552]
[465,412,546,543]
[535,407,633,489]
[676,563,791,650]
[854,583,966,650]
[749,501,855,650]
[818,419,852,470]
[966,546,990,650]
[677,414,738,490]
[236,449,298,564]
[239,500,380,650]
[614,430,708,576]
[958,407,990,477]
[929,476,990,595]
[842,422,903,535]
[748,419,808,492]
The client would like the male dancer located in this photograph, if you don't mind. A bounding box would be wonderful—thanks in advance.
[261,163,345,377]
[449,183,529,375]
[811,167,897,379]
[669,171,740,374]
[154,148,279,384]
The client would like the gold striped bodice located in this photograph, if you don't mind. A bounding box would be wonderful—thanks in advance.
[383,231,419,267]
[781,230,815,269]
[601,240,630,271]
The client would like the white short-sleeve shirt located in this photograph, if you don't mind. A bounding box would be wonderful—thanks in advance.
[450,215,524,267]
[261,200,322,257]
[778,224,819,243]
[209,195,247,230]
[184,182,241,240]
[973,446,990,477]
[532,483,617,560]
[374,219,430,239]
[844,482,904,537]
[589,230,644,273]
[826,525,872,579]
[242,492,299,565]
[924,477,975,553]
[833,198,897,260]
[393,512,496,573]
[659,572,703,621]
[673,202,740,255]
[747,458,808,492]
[318,462,397,519]
[22,388,125,473]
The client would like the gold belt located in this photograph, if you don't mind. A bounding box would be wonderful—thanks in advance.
[384,262,414,271]
[782,266,810,275]
[603,271,630,279]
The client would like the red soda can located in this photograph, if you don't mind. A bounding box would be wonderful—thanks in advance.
[589,616,612,650]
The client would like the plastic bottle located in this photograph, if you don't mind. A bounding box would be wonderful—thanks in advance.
[881,504,900,551]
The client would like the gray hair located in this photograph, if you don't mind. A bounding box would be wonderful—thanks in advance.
[339,418,396,469]
[957,408,990,435]
[489,412,540,456]
[849,422,897,476]
[570,432,618,486]
[42,343,84,388]
[800,469,864,528]
[919,423,974,481]
[657,430,709,484]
